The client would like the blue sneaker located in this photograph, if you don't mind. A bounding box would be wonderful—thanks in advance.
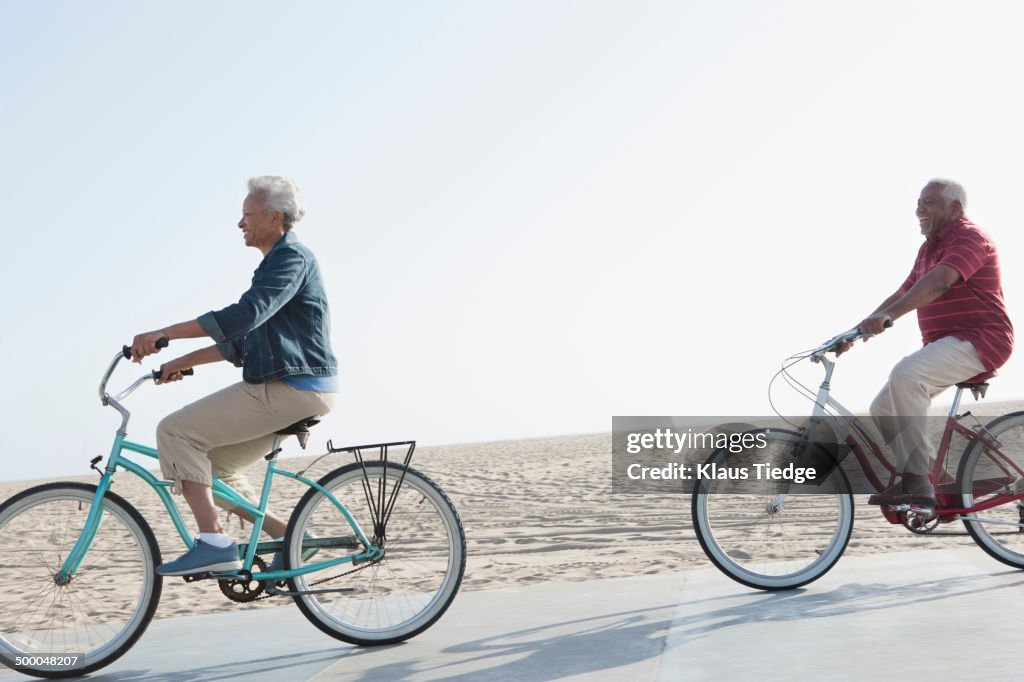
[268,532,319,573]
[156,539,242,576]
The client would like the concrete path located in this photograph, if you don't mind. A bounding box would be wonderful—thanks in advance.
[2,548,1022,681]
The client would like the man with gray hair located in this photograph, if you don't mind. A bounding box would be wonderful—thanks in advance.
[838,179,1013,506]
[129,175,339,575]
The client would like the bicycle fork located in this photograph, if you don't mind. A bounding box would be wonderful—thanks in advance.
[55,471,116,584]
[767,358,837,514]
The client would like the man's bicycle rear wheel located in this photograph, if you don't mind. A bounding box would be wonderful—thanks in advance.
[691,431,854,590]
[958,411,1024,568]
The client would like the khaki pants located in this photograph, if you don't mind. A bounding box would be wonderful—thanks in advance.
[870,336,985,476]
[157,380,336,510]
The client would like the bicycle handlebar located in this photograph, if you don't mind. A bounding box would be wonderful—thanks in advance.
[101,337,196,406]
[813,319,894,355]
[119,337,194,380]
[152,367,194,380]
[122,336,169,360]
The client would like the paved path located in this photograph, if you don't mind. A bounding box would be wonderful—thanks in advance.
[3,548,1022,681]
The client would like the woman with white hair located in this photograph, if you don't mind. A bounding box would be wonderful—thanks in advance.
[130,175,338,576]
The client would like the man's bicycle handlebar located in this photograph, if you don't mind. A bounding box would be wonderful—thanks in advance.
[812,320,894,356]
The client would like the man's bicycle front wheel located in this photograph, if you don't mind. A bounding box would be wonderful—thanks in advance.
[284,461,466,645]
[0,483,162,678]
[691,431,854,590]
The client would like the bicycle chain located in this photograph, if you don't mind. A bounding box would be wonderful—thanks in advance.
[249,559,376,602]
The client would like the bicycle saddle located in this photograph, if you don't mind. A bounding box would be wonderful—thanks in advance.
[956,370,995,399]
[276,417,320,449]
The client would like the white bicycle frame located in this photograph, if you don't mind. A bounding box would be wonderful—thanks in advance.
[766,329,872,511]
[769,327,977,511]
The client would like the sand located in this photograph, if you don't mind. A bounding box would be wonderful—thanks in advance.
[1,399,1021,622]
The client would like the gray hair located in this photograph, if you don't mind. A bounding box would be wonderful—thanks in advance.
[247,176,306,231]
[927,178,967,209]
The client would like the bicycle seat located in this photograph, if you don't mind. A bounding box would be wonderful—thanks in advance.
[276,417,320,449]
[956,371,995,399]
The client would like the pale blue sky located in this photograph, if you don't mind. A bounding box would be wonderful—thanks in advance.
[4,1,1024,482]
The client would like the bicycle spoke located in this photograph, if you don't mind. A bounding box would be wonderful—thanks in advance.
[0,484,161,675]
[286,461,464,644]
[959,415,1024,567]
[692,433,853,590]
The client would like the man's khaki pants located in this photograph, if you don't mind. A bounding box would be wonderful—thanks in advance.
[870,336,986,477]
[157,380,336,510]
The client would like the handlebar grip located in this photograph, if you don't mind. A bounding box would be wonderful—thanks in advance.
[152,368,195,381]
[122,336,170,359]
[853,319,894,337]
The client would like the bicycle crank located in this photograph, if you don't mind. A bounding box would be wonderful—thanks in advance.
[218,555,270,603]
[899,509,940,534]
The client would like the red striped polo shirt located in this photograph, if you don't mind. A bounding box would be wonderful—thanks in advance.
[901,216,1014,371]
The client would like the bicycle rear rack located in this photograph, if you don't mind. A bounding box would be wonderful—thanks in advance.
[326,440,417,543]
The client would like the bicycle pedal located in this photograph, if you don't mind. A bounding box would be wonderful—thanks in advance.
[889,503,935,513]
[181,571,242,583]
[181,572,217,583]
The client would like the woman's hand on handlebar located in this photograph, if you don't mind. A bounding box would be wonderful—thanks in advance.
[130,330,167,362]
[155,356,193,384]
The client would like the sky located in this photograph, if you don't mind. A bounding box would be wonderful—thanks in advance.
[3,1,1024,482]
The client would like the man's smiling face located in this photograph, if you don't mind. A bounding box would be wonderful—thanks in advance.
[916,182,961,238]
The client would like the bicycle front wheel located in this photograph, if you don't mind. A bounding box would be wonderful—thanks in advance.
[285,461,466,645]
[691,431,854,590]
[0,483,162,678]
[958,412,1024,568]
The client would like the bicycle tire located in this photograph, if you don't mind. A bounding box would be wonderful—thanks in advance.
[691,430,854,590]
[0,482,162,678]
[958,411,1024,568]
[285,461,466,645]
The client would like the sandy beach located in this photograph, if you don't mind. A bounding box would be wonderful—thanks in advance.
[3,399,1019,623]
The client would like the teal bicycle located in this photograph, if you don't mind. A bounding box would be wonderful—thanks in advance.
[0,342,466,678]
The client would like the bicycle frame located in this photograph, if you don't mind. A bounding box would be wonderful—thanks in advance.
[800,347,1024,520]
[57,350,385,586]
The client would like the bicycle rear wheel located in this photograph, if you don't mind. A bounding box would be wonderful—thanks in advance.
[958,412,1024,568]
[691,431,854,590]
[285,461,465,645]
[0,483,162,678]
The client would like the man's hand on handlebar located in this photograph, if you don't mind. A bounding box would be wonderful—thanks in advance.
[155,356,194,384]
[835,314,893,356]
[859,313,894,336]
[130,331,168,362]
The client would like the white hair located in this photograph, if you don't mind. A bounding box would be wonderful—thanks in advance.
[247,176,306,231]
[927,178,967,208]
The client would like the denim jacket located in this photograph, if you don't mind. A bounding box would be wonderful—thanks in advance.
[197,232,338,384]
